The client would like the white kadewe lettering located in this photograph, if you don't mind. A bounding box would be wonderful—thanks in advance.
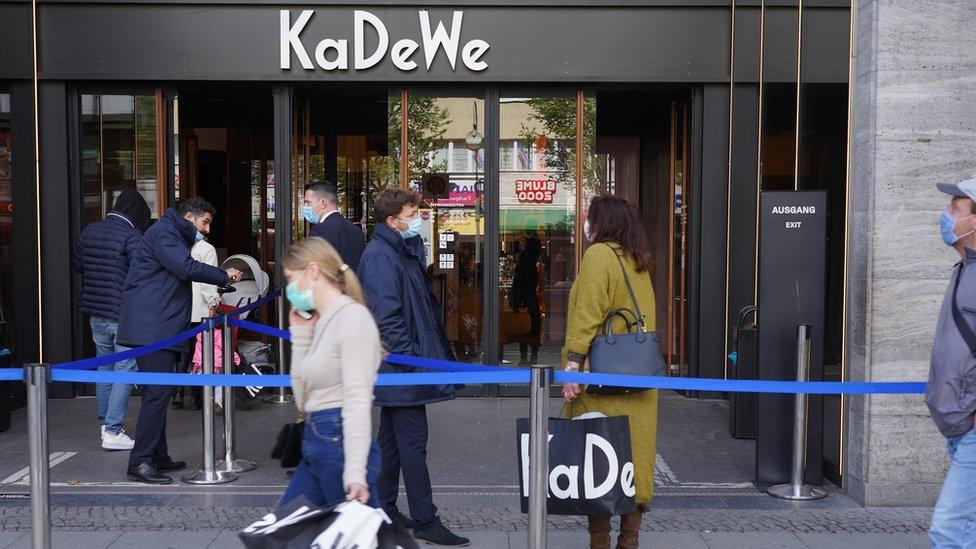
[280,10,490,72]
[771,205,816,214]
[519,432,635,501]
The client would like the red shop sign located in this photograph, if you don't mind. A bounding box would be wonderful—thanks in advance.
[516,179,556,204]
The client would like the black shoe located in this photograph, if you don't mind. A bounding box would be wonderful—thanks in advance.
[387,508,413,531]
[413,523,469,546]
[127,463,173,485]
[153,460,186,472]
[171,387,185,409]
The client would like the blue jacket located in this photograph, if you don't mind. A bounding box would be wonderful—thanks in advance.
[73,213,143,321]
[117,208,228,352]
[358,223,458,407]
[308,212,366,271]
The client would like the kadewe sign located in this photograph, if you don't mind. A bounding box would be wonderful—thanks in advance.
[281,10,489,73]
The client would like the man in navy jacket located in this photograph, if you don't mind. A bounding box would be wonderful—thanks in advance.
[357,189,467,546]
[304,180,365,271]
[73,188,151,451]
[117,197,242,484]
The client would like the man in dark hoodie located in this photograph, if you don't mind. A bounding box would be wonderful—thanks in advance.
[73,188,152,452]
[117,197,242,484]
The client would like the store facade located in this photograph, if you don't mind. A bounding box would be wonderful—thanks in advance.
[1,0,853,481]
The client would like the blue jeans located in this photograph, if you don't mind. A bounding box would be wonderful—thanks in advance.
[931,428,976,548]
[279,408,381,510]
[90,317,136,435]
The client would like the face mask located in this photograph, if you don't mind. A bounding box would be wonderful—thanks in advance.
[195,231,205,242]
[285,271,316,312]
[941,210,976,246]
[583,219,594,243]
[302,200,325,224]
[398,216,423,239]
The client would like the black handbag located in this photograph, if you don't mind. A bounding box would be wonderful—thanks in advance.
[585,250,668,395]
[270,420,304,469]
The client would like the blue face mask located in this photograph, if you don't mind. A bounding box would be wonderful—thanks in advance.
[398,216,423,239]
[941,210,976,246]
[195,231,205,242]
[302,205,319,225]
[285,271,316,312]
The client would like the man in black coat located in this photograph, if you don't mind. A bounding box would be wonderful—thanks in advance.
[117,197,242,484]
[358,189,468,547]
[303,180,365,271]
[73,188,152,451]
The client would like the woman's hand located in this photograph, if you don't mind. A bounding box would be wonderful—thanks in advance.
[562,360,582,402]
[289,307,317,326]
[346,483,370,503]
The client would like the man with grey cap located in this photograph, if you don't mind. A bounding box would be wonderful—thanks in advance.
[927,174,976,547]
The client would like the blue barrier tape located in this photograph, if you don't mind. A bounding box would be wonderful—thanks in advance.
[44,369,528,387]
[0,369,20,381]
[227,317,290,339]
[223,289,281,317]
[555,371,926,395]
[50,324,208,371]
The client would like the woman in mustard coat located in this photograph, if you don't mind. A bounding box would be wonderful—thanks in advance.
[562,195,659,549]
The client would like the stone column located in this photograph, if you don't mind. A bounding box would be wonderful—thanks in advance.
[846,0,976,506]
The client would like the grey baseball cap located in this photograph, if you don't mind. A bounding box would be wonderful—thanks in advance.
[937,174,976,201]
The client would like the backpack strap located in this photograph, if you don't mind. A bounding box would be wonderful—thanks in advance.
[950,262,976,355]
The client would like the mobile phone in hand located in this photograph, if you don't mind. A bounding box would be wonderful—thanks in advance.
[297,309,313,320]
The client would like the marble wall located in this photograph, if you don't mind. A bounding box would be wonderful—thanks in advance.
[847,0,976,506]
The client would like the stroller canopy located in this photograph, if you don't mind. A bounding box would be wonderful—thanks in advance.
[219,254,270,319]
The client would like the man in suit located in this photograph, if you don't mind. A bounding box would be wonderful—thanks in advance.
[303,180,366,271]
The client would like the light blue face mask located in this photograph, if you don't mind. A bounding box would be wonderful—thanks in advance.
[941,210,976,246]
[285,271,316,312]
[398,216,423,239]
[195,231,205,242]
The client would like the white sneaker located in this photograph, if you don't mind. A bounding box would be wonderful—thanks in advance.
[102,428,135,451]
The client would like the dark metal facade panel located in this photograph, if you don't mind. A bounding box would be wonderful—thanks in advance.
[0,4,33,79]
[29,3,847,83]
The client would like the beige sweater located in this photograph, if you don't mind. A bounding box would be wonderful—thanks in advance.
[289,295,381,488]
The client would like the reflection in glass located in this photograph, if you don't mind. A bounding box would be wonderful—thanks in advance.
[81,94,160,225]
[0,93,12,356]
[407,92,485,363]
[499,93,577,366]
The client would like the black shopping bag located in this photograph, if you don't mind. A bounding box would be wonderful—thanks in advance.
[516,416,637,516]
[239,496,338,549]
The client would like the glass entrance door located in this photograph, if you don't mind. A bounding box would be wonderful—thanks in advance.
[667,100,692,376]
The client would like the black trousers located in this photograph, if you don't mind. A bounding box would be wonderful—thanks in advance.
[376,405,438,530]
[129,350,177,466]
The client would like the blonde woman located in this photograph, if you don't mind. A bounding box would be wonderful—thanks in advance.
[278,237,383,508]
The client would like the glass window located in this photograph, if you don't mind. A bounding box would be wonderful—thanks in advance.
[499,92,577,366]
[82,93,161,225]
[406,92,485,363]
[0,92,12,357]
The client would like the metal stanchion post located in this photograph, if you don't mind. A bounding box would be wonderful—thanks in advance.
[25,363,51,549]
[527,365,551,549]
[184,320,238,485]
[767,324,827,501]
[217,315,257,474]
[264,294,293,404]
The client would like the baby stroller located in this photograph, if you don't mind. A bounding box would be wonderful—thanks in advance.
[212,254,275,404]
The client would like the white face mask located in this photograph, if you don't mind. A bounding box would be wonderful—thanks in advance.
[583,219,594,243]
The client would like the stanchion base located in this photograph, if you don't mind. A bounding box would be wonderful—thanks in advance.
[262,393,294,404]
[766,483,827,501]
[181,469,239,485]
[216,459,258,474]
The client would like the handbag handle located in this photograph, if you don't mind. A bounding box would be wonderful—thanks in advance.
[602,308,638,336]
[611,247,648,333]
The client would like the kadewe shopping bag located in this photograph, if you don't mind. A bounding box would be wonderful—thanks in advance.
[516,415,637,516]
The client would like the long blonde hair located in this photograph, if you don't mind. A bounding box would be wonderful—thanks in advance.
[282,237,365,305]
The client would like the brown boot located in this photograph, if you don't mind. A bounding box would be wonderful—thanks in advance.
[587,515,612,549]
[616,511,642,549]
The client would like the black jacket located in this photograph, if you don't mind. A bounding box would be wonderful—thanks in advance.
[116,208,228,351]
[358,223,458,407]
[307,211,366,271]
[72,188,152,321]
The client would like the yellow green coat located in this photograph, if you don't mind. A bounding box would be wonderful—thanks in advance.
[562,242,659,504]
